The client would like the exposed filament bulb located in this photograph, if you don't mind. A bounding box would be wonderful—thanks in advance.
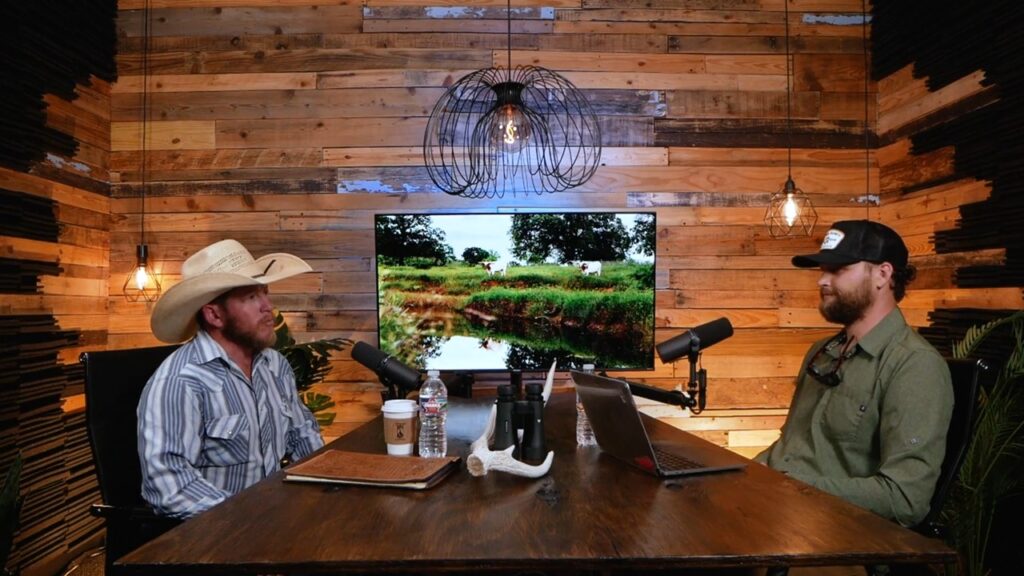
[500,105,519,145]
[783,192,799,226]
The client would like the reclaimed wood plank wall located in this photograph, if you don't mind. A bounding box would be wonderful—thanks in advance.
[100,0,993,452]
[876,66,1008,305]
[0,76,111,576]
[0,76,113,395]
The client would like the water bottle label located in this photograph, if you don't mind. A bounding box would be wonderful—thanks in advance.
[421,397,448,416]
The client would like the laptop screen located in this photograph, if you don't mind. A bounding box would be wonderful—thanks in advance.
[571,370,747,477]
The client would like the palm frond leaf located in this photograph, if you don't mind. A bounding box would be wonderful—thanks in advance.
[272,309,353,420]
[952,310,1024,360]
[943,309,1024,576]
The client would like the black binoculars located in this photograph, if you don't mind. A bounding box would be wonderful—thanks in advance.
[493,382,546,462]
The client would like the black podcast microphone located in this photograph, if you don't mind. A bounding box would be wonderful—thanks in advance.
[656,317,733,363]
[351,341,422,395]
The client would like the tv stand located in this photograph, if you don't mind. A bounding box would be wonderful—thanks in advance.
[448,371,475,399]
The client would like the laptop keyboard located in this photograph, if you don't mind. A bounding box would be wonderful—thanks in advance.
[653,446,705,472]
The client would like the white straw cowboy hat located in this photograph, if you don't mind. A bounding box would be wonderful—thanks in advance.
[150,239,311,343]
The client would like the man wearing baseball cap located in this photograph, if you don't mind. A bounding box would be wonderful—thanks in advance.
[137,239,324,519]
[755,220,953,528]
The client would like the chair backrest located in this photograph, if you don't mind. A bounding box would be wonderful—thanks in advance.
[81,345,178,509]
[915,357,986,535]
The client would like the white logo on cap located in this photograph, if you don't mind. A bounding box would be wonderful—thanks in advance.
[821,229,845,250]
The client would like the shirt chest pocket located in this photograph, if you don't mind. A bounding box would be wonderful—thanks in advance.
[821,383,876,443]
[200,413,251,467]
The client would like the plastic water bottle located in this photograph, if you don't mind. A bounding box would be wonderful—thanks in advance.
[418,370,448,457]
[576,364,597,446]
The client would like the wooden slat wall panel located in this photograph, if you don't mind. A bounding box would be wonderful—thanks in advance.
[0,72,111,574]
[99,1,991,458]
[876,63,1020,363]
[0,168,110,365]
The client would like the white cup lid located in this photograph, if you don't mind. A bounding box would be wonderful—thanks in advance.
[381,399,418,414]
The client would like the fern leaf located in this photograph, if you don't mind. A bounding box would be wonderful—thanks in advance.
[945,309,1024,576]
[954,314,1012,359]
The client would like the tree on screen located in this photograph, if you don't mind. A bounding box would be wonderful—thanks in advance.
[510,214,632,263]
[376,215,453,266]
[631,214,656,257]
[461,247,497,265]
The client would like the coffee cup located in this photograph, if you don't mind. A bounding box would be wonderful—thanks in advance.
[381,399,418,456]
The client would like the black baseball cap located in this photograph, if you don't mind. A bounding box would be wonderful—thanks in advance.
[792,220,909,269]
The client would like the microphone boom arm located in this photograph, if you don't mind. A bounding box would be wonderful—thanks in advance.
[624,380,697,410]
[617,336,709,414]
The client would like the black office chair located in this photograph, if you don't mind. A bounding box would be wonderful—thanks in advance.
[912,357,986,538]
[81,345,182,576]
[880,358,987,576]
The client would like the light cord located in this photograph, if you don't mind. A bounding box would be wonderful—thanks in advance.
[506,0,512,78]
[784,0,792,179]
[863,0,871,220]
[140,0,151,246]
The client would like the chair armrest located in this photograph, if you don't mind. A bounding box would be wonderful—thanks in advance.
[914,519,949,540]
[89,503,169,523]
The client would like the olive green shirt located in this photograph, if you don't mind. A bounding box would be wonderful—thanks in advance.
[755,308,953,527]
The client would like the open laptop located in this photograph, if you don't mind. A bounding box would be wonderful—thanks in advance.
[571,370,747,478]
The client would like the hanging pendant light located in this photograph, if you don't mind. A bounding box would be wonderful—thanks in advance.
[124,244,160,302]
[123,0,161,302]
[423,0,601,199]
[765,0,817,238]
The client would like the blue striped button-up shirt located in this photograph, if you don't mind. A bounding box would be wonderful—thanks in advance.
[137,330,324,519]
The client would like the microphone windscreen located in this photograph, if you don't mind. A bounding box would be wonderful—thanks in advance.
[655,317,734,363]
[655,331,693,363]
[381,357,423,391]
[694,317,733,349]
[351,341,422,391]
[351,341,386,370]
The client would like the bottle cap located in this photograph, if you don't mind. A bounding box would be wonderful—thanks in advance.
[427,369,440,378]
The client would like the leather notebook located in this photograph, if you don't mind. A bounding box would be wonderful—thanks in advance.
[284,449,460,490]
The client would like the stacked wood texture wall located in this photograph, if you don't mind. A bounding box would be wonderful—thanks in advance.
[2,6,118,575]
[875,68,1020,314]
[873,0,1024,336]
[0,76,111,575]
[106,0,961,455]
[2,9,116,576]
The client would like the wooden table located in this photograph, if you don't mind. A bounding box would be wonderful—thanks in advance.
[116,392,956,575]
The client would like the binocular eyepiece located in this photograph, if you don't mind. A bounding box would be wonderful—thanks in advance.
[493,382,546,462]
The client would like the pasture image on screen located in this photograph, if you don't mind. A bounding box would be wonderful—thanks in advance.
[374,212,656,372]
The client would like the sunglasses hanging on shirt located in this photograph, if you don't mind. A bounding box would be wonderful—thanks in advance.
[806,331,858,387]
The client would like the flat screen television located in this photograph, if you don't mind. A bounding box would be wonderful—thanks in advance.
[373,212,656,373]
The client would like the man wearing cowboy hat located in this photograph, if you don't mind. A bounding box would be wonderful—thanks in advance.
[755,220,952,528]
[137,239,324,519]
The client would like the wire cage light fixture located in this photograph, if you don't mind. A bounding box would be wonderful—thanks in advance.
[123,0,161,302]
[423,0,601,199]
[765,0,817,238]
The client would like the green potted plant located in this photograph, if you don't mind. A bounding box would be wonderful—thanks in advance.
[1,453,22,576]
[272,310,352,427]
[946,310,1024,575]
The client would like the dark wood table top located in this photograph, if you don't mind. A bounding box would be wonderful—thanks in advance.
[117,392,955,575]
